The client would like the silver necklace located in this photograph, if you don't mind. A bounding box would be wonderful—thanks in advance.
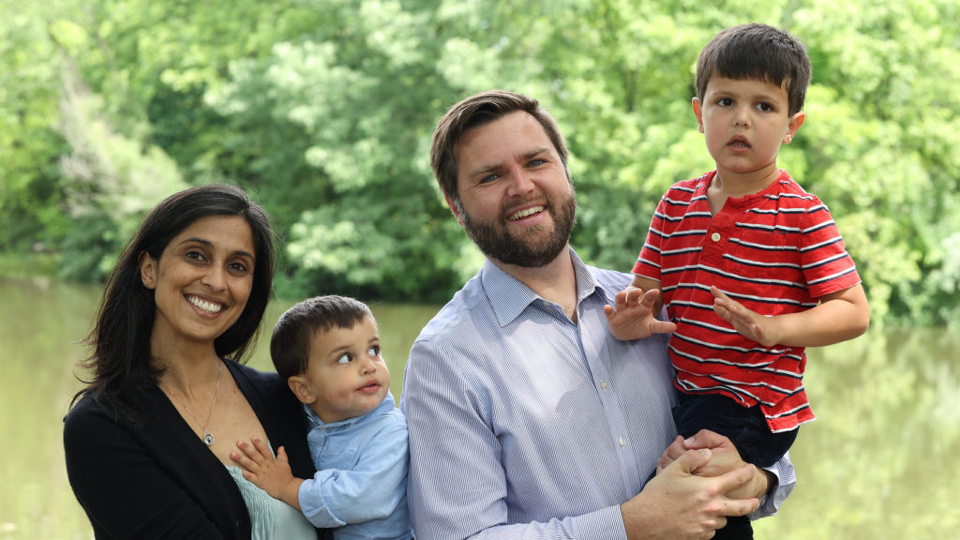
[165,360,222,446]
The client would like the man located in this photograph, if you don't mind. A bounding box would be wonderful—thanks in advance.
[400,90,795,540]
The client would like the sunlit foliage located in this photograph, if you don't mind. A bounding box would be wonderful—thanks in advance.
[2,0,958,322]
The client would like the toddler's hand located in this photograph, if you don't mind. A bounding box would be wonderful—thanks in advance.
[230,437,300,505]
[604,287,676,340]
[711,286,779,347]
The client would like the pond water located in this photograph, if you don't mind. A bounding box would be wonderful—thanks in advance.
[1,279,958,539]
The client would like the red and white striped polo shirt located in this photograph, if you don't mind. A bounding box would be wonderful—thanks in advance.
[633,170,861,432]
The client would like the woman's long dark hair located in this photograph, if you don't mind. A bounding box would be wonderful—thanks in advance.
[71,184,277,420]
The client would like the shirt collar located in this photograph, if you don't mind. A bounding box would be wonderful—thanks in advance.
[480,248,604,327]
[303,390,394,430]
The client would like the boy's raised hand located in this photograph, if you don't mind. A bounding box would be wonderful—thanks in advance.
[604,286,677,341]
[710,286,780,347]
[230,437,304,509]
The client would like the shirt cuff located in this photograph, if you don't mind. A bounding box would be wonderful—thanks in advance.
[572,506,629,540]
[748,453,796,520]
[298,478,346,528]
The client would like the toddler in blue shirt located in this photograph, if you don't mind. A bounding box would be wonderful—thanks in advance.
[231,295,414,540]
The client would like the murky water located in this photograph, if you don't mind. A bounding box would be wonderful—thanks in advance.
[1,279,957,539]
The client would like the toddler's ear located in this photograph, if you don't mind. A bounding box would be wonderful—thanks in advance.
[784,111,806,144]
[287,376,316,405]
[692,98,705,134]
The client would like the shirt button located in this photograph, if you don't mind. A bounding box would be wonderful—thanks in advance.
[619,437,627,447]
[599,380,608,390]
[711,232,722,242]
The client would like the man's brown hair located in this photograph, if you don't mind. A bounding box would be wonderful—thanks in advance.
[430,90,569,202]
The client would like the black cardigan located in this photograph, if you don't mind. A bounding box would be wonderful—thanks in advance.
[64,360,332,539]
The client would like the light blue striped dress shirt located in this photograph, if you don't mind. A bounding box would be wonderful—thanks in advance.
[400,249,795,539]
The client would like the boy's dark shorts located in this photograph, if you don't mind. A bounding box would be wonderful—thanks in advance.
[673,391,798,469]
[672,391,799,540]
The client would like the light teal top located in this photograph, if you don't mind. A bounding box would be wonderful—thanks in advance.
[226,465,316,540]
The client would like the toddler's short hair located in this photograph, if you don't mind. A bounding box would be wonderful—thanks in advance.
[696,23,812,115]
[271,295,373,382]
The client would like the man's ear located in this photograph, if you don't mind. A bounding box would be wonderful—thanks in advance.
[445,194,465,226]
[288,376,317,405]
[139,252,158,290]
[692,97,705,134]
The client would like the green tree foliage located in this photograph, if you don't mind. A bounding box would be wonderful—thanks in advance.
[2,0,958,323]
[0,1,69,253]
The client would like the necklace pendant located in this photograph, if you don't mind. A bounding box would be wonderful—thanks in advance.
[203,432,215,446]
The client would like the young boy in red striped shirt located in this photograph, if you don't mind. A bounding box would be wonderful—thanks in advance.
[605,23,870,538]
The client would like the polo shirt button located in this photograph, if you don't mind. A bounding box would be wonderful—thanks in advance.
[619,437,627,447]
[599,380,608,390]
[711,232,721,242]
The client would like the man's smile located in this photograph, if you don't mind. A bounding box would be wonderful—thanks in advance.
[507,205,546,221]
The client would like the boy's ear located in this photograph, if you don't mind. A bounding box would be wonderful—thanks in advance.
[139,252,158,290]
[783,111,806,144]
[445,194,465,226]
[287,376,317,405]
[692,98,705,134]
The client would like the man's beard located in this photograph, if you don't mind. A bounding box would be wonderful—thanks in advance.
[460,190,577,268]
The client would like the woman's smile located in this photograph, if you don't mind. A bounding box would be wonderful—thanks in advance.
[141,215,256,353]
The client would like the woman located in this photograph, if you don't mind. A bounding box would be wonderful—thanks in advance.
[64,184,331,539]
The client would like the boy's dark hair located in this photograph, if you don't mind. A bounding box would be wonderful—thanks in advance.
[431,89,569,203]
[271,295,374,382]
[696,23,812,115]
